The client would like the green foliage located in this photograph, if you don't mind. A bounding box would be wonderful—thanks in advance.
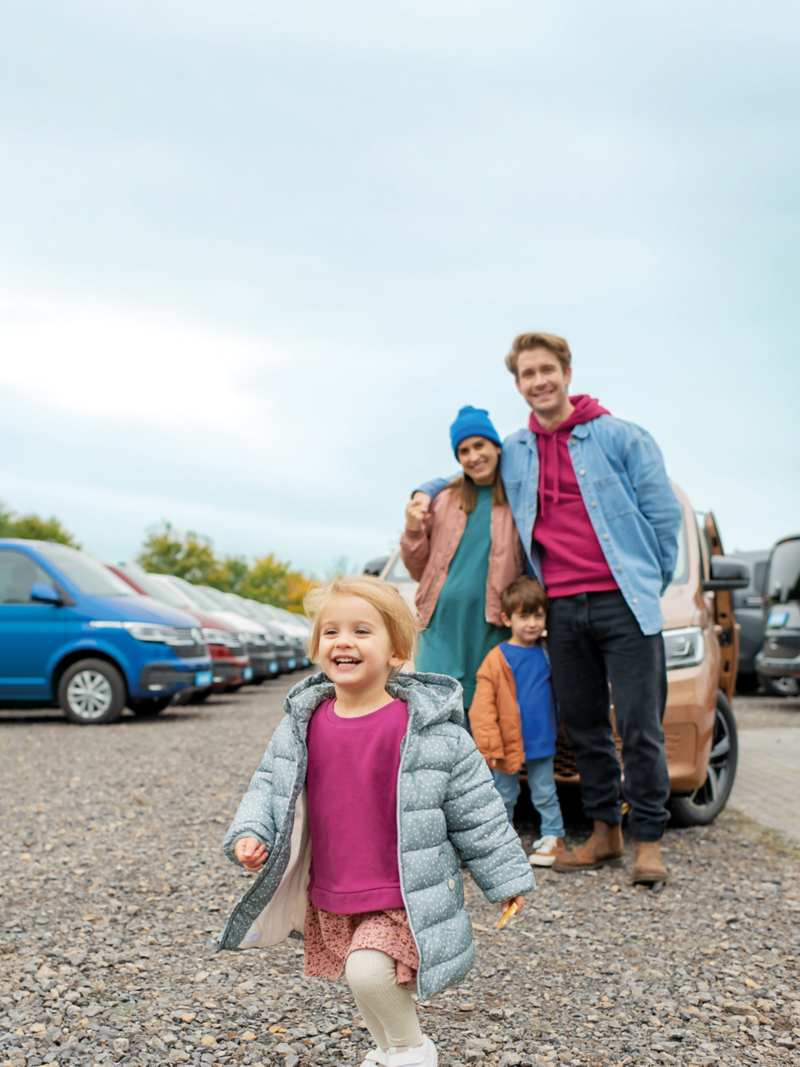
[136,522,312,611]
[0,500,80,546]
[137,523,217,583]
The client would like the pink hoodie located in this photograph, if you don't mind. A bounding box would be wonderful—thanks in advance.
[529,395,619,598]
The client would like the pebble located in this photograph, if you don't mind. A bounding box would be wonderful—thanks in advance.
[1,680,799,1067]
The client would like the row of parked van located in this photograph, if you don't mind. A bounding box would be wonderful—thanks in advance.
[0,538,312,725]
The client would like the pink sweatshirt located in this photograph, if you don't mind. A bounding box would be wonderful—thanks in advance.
[529,395,619,598]
[306,697,408,914]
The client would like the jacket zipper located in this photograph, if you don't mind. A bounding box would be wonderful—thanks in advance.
[395,719,424,1000]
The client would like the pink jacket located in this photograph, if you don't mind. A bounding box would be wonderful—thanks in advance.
[400,486,526,630]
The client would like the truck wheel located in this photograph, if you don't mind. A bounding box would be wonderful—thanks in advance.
[759,674,800,698]
[58,659,126,725]
[668,690,738,827]
[128,696,172,715]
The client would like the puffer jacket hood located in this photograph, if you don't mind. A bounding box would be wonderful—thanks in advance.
[217,670,535,1002]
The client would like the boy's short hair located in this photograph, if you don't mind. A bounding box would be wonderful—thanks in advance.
[304,575,418,672]
[505,332,572,377]
[500,576,548,618]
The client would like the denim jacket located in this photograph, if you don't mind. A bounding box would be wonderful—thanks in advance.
[416,415,682,636]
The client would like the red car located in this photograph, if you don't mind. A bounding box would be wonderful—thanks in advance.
[107,565,251,698]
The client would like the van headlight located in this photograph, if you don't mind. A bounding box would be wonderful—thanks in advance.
[663,626,705,670]
[202,628,239,647]
[123,622,201,646]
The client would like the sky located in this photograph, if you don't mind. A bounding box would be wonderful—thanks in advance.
[1,1,798,575]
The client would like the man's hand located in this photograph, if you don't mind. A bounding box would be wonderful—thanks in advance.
[405,492,431,531]
[235,836,269,872]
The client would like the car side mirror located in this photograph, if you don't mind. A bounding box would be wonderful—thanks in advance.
[30,581,63,605]
[701,557,750,592]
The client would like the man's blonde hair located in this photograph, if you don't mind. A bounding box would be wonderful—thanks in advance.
[505,332,572,377]
[304,575,417,671]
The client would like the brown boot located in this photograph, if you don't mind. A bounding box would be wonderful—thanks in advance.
[631,840,669,885]
[552,820,624,872]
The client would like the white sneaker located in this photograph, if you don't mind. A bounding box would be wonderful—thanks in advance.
[387,1035,437,1067]
[529,835,565,867]
[359,1051,388,1067]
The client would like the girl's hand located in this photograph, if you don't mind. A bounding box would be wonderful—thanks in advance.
[235,836,269,872]
[405,495,429,531]
[501,894,525,916]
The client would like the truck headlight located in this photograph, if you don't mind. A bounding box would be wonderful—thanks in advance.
[663,626,705,670]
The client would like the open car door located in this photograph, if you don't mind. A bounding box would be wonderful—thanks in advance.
[703,511,739,701]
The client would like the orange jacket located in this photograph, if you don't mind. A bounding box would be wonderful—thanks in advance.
[400,486,525,630]
[469,644,526,774]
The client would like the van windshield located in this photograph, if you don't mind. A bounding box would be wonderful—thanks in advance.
[36,544,135,597]
[768,539,800,604]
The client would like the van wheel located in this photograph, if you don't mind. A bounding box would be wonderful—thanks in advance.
[128,697,172,715]
[58,659,126,725]
[759,674,800,698]
[668,690,738,827]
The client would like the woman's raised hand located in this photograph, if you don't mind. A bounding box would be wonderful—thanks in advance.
[405,492,430,531]
[235,836,269,872]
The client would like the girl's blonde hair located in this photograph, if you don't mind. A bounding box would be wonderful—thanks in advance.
[304,575,418,671]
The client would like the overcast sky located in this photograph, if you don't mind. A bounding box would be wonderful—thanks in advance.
[1,1,798,574]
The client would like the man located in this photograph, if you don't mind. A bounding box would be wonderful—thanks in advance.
[413,332,683,885]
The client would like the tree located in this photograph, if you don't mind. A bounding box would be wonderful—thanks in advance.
[0,500,80,546]
[206,555,250,595]
[136,523,217,583]
[239,554,292,605]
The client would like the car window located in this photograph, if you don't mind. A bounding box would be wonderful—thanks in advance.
[385,553,414,583]
[0,550,55,604]
[133,572,188,608]
[754,560,767,596]
[767,540,800,604]
[668,515,689,587]
[31,544,135,596]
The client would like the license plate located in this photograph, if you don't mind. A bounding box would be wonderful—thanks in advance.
[287,658,297,670]
[195,670,213,687]
[768,610,789,628]
[269,662,279,673]
[243,667,254,681]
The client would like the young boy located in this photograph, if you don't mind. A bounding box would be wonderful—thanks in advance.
[470,576,566,866]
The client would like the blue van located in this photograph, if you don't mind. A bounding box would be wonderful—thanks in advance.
[0,539,213,724]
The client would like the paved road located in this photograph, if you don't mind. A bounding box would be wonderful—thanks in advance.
[730,691,800,845]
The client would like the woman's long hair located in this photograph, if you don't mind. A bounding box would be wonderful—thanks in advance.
[445,463,506,515]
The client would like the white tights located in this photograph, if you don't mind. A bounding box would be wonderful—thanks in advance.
[344,949,423,1051]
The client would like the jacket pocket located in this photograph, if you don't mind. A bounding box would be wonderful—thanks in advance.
[595,474,635,519]
[502,479,522,495]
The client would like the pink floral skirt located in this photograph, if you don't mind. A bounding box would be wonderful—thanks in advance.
[303,899,419,990]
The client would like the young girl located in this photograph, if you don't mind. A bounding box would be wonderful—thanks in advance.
[216,575,535,1067]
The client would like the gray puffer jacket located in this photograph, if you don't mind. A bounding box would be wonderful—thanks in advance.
[217,671,535,1002]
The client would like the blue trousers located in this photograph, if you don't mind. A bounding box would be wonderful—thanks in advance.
[492,755,565,837]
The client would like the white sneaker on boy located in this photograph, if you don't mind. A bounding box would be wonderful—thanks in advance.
[387,1035,437,1067]
[529,835,565,867]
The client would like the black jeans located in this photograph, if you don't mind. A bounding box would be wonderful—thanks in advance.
[547,590,670,841]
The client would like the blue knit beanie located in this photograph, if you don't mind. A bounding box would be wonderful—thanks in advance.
[449,406,502,457]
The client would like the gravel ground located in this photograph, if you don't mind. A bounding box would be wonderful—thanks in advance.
[2,678,799,1067]
[731,692,800,729]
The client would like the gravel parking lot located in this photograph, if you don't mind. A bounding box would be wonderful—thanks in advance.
[2,678,799,1067]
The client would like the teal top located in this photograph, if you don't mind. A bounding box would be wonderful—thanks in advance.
[415,484,509,708]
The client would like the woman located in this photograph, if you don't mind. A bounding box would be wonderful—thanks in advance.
[401,406,525,712]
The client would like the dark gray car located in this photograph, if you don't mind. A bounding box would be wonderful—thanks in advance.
[756,535,800,698]
[730,549,770,692]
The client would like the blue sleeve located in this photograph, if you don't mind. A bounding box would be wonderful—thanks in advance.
[412,474,458,500]
[622,430,683,592]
